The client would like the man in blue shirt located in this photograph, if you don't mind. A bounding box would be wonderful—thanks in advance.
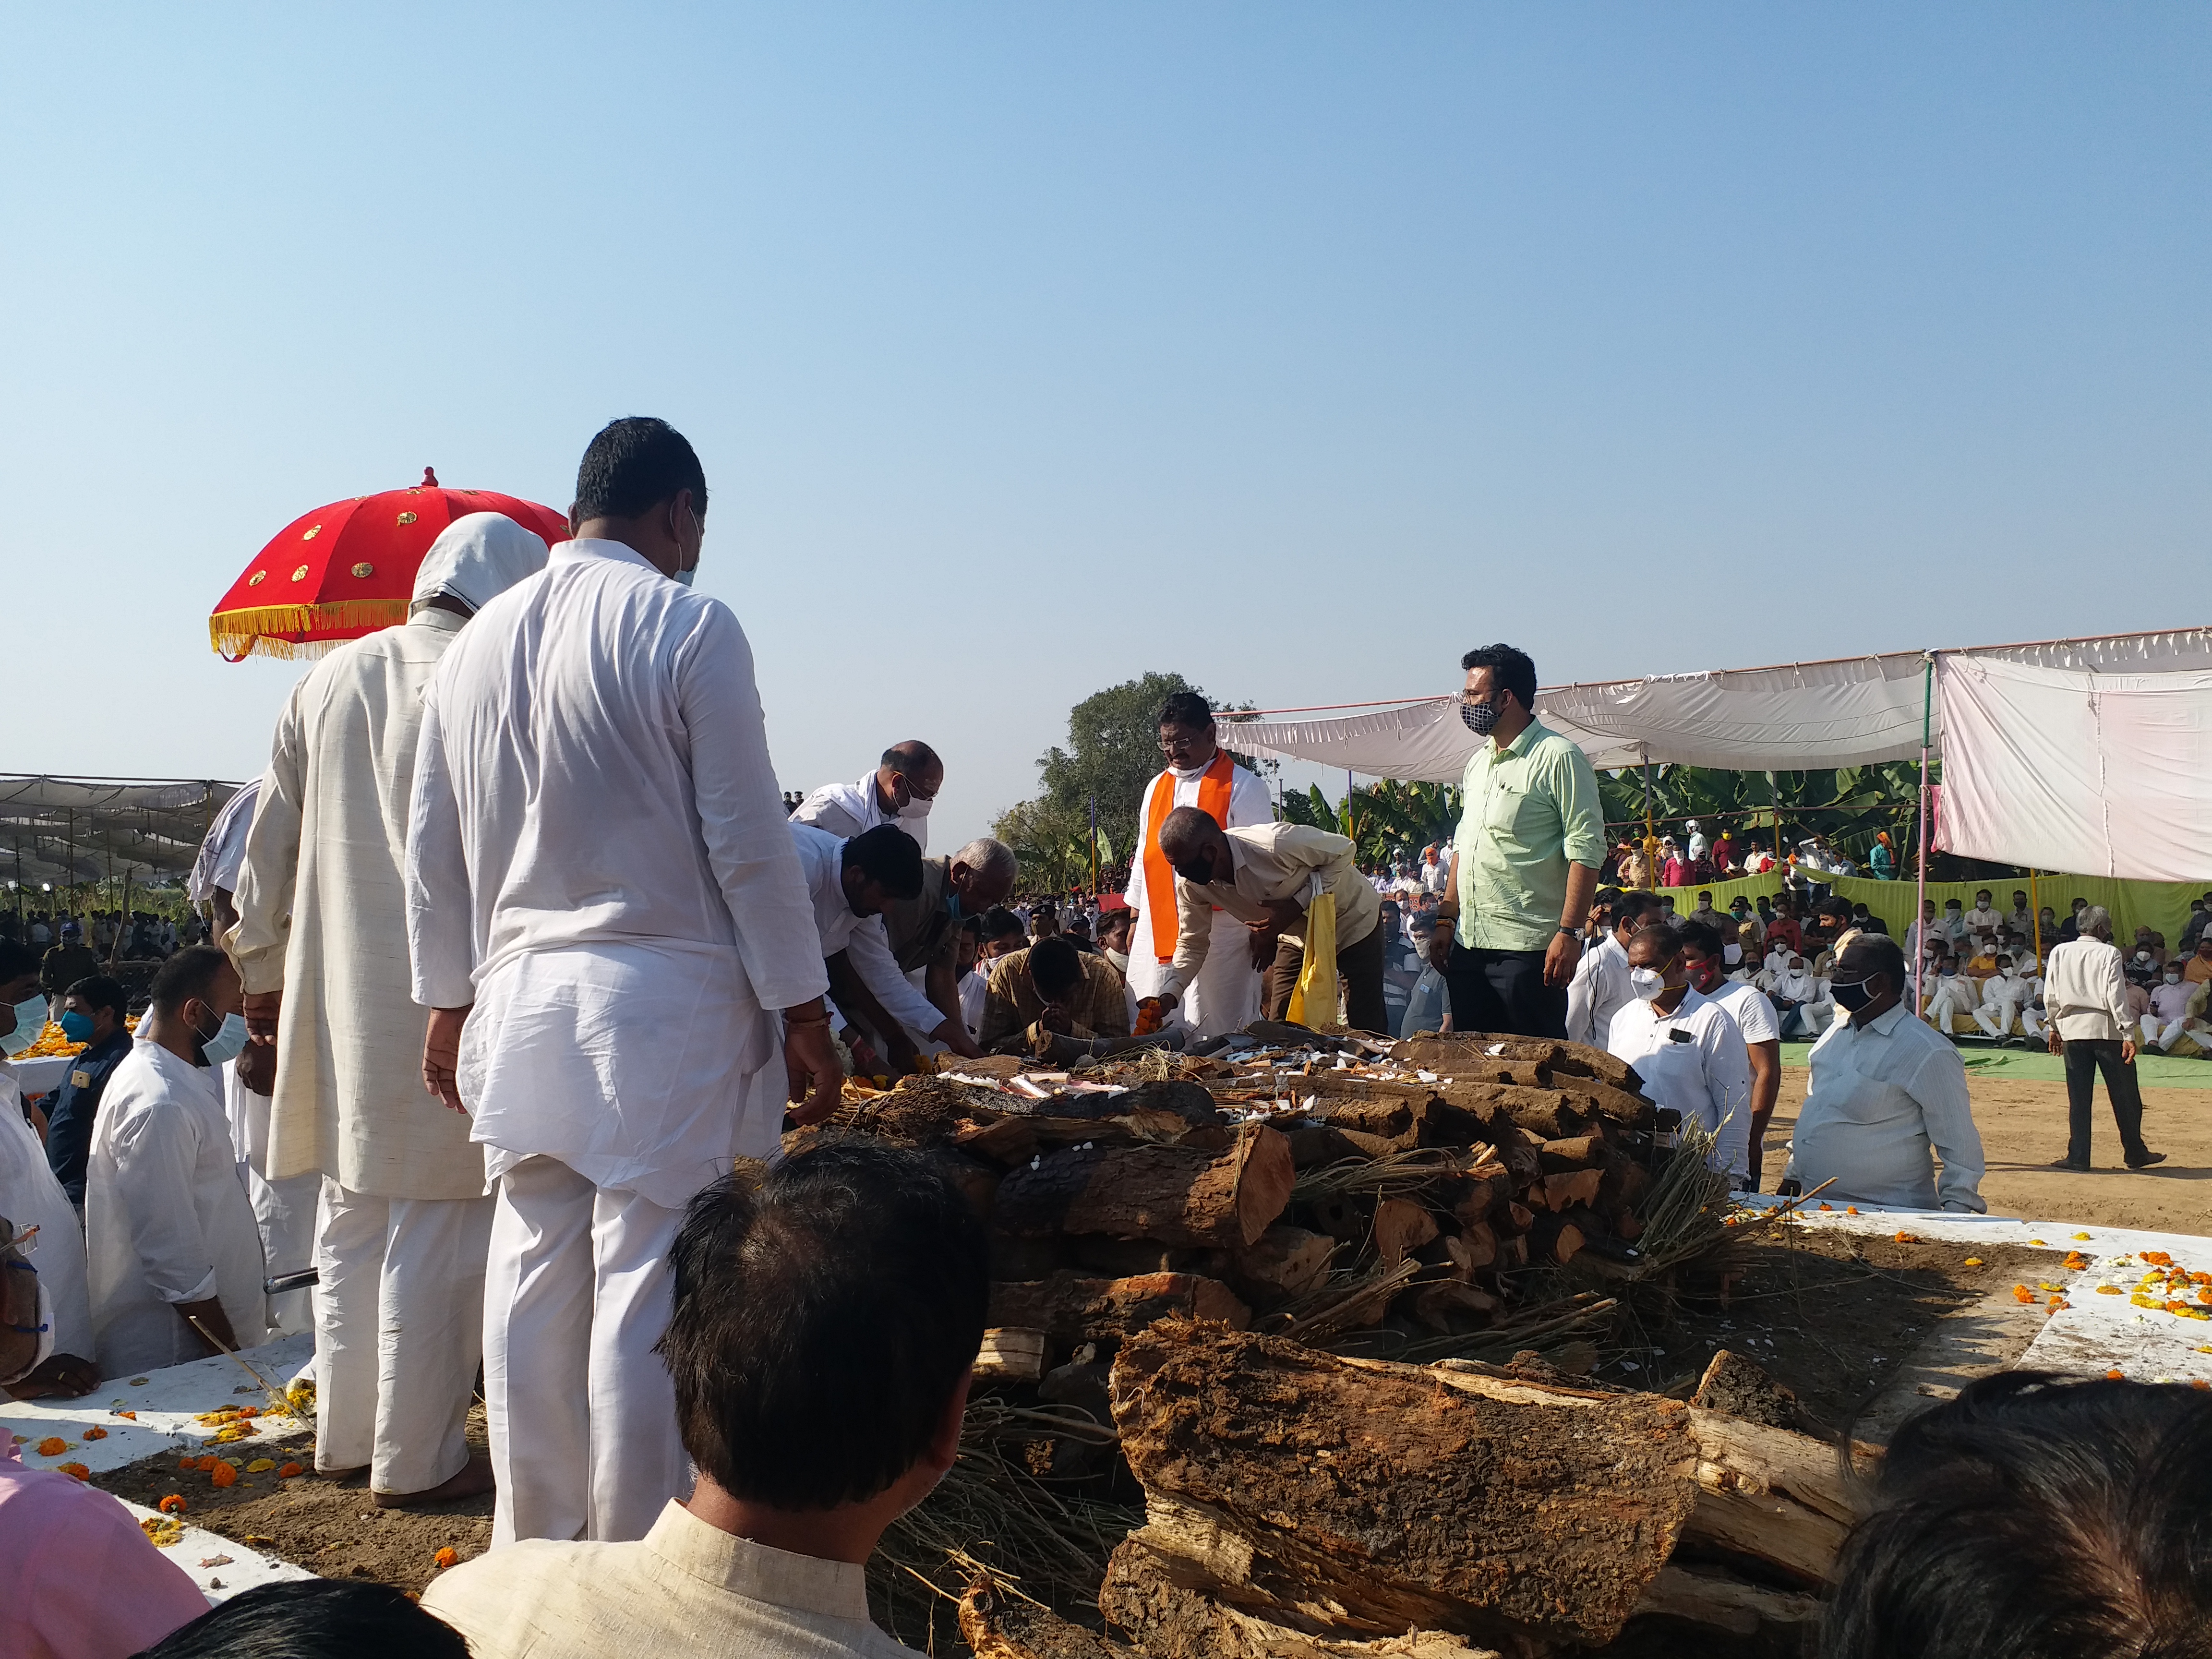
[43,975,134,1209]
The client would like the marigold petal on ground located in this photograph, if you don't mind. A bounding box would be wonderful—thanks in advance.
[159,1495,187,1514]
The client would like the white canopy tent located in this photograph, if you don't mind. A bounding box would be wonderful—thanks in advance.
[1225,627,2212,881]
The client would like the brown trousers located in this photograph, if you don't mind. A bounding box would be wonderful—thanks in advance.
[1262,918,1389,1035]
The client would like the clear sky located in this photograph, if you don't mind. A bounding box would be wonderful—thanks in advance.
[5,5,2205,849]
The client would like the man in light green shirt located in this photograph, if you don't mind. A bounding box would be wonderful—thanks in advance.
[1425,643,1605,1039]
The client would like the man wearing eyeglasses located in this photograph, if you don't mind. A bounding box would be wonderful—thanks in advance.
[790,742,943,854]
[1426,643,1605,1042]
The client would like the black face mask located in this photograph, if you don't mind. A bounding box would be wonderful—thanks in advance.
[1830,977,1877,1013]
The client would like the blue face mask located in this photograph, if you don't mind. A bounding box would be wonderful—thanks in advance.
[672,567,695,587]
[58,1011,94,1045]
[192,1008,251,1067]
[3,993,48,1057]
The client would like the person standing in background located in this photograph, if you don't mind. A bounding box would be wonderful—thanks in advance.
[790,743,943,854]
[1428,644,1603,1039]
[2043,906,2165,1172]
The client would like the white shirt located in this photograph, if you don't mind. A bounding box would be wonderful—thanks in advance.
[791,771,927,854]
[1564,932,1633,1047]
[1980,970,2036,1014]
[791,824,947,1042]
[405,539,828,1206]
[957,969,987,1045]
[85,1040,269,1375]
[1706,980,1780,1046]
[1786,1000,1985,1212]
[1120,758,1274,941]
[0,1073,91,1361]
[1964,905,2001,935]
[1605,989,1752,1179]
[1420,859,1451,896]
[1686,830,1708,861]
[186,778,262,903]
[2042,937,2131,1042]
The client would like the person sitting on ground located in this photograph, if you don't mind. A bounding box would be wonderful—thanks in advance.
[1819,1372,2212,1659]
[1995,924,2037,976]
[41,974,133,1210]
[1770,954,1833,1039]
[1964,931,1999,977]
[977,936,1131,1053]
[2122,962,2155,1039]
[425,1143,987,1659]
[1604,922,1752,1184]
[1851,902,1888,937]
[2184,933,2212,987]
[2180,894,2212,954]
[1921,953,1978,1036]
[2129,926,2168,972]
[1971,955,2036,1045]
[1783,933,1984,1213]
[2056,897,2089,945]
[1759,938,1794,990]
[2144,962,2194,1053]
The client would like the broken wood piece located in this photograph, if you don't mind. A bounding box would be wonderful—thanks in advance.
[990,1272,1251,1345]
[1099,1549,1503,1658]
[1371,1198,1439,1267]
[1220,1226,1337,1308]
[960,1581,1128,1658]
[993,1125,1295,1249]
[1541,1169,1602,1212]
[975,1327,1047,1382]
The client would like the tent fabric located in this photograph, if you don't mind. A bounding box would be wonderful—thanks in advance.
[0,775,245,886]
[1936,654,2212,882]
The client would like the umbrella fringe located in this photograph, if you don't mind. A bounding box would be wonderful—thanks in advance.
[210,601,410,660]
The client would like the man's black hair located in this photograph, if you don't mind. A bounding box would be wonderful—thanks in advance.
[881,741,940,774]
[1677,920,1725,957]
[843,825,926,901]
[1156,690,1213,731]
[66,974,126,1021]
[979,906,1027,943]
[657,1144,988,1512]
[957,914,985,940]
[1026,936,1082,999]
[571,416,708,524]
[1458,643,1538,711]
[0,939,36,983]
[1841,933,1908,989]
[1817,896,1855,923]
[1592,884,1623,910]
[1821,1372,2212,1659]
[128,1579,469,1659]
[1615,890,1665,929]
[147,946,229,1014]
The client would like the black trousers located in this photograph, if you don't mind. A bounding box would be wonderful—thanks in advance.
[2063,1038,2149,1163]
[1443,944,1568,1041]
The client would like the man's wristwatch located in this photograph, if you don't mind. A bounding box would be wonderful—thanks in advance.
[1556,926,1584,942]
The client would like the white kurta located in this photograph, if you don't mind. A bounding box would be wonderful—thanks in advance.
[85,1041,268,1376]
[1122,759,1273,1037]
[791,824,947,1040]
[0,1074,92,1362]
[1564,934,1633,1047]
[790,771,927,853]
[187,779,261,904]
[405,536,828,1210]
[234,609,490,1199]
[1605,990,1753,1180]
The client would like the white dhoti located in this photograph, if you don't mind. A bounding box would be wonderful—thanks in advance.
[315,1179,493,1493]
[483,1154,689,1548]
[223,1060,320,1336]
[1125,907,1263,1039]
[2019,1005,2047,1039]
[1922,985,1975,1031]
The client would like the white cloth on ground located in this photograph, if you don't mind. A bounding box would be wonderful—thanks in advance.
[1605,989,1752,1180]
[791,823,949,1042]
[790,771,926,854]
[1121,759,1273,1038]
[85,1041,268,1376]
[483,1155,686,1547]
[314,1179,493,1493]
[186,779,261,904]
[1786,1000,1985,1211]
[0,1074,91,1361]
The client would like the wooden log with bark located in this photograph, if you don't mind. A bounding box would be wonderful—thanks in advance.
[990,1272,1252,1344]
[994,1126,1295,1250]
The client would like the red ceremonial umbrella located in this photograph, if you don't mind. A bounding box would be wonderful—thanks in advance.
[210,468,569,662]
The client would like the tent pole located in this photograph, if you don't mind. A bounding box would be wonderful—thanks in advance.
[1913,654,1933,1011]
[1640,746,1653,883]
[2030,868,2042,964]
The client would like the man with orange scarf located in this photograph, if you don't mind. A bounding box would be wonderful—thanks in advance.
[1121,691,1273,1037]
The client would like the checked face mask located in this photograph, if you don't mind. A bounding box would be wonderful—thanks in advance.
[1458,689,1505,736]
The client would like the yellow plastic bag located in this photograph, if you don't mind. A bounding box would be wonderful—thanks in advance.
[1285,892,1341,1032]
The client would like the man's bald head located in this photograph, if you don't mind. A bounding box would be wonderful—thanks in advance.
[883,741,939,775]
[875,742,943,816]
[1158,806,1229,883]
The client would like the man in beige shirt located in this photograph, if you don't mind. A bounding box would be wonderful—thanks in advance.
[2042,905,2164,1172]
[1152,810,1387,1033]
[423,1142,987,1659]
[976,937,1131,1052]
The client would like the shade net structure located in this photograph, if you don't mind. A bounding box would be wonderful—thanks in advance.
[0,775,247,890]
[1224,627,2212,880]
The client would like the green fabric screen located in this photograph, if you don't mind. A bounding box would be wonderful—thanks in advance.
[1642,871,2211,950]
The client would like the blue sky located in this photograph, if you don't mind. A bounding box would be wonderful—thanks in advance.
[4,4,2205,848]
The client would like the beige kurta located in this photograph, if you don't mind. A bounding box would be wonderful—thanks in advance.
[231,611,485,1200]
[1159,822,1382,1000]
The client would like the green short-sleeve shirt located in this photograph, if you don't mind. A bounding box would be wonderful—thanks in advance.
[1454,718,1606,952]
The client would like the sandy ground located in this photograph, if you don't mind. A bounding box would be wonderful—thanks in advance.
[1763,1070,2212,1237]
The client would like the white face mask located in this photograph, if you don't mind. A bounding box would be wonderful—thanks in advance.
[1105,948,1129,973]
[2137,950,2152,962]
[1629,966,1668,1002]
[1722,943,1743,965]
[899,795,934,821]
[2167,973,2184,985]
[2,991,50,1057]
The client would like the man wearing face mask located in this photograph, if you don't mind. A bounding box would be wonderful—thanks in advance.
[793,824,974,1067]
[1603,923,1752,1183]
[1428,644,1603,1041]
[2144,965,2195,1053]
[1771,954,1834,1040]
[1971,955,2038,1045]
[1123,692,1274,1037]
[0,941,99,1398]
[791,741,943,854]
[40,974,132,1209]
[406,418,839,1547]
[1683,922,1782,1185]
[84,945,270,1375]
[1095,897,1136,978]
[1565,889,1659,1047]
[2057,897,2089,946]
[831,837,1010,1068]
[1782,933,1984,1213]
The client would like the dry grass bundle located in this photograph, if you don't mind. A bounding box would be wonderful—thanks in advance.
[1272,1257,1423,1345]
[1290,1146,1491,1205]
[1623,1118,1736,1274]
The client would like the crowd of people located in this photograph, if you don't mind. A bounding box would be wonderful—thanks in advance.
[0,418,2200,1656]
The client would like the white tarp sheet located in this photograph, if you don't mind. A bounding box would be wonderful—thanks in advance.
[1936,653,2212,881]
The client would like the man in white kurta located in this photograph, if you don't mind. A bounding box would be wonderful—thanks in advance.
[1604,926,1753,1184]
[0,950,96,1396]
[789,824,969,1050]
[1121,693,1271,1037]
[405,418,836,1548]
[232,514,549,1503]
[790,743,940,853]
[85,949,269,1377]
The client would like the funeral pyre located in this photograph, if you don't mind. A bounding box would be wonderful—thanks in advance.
[788,1026,1861,1658]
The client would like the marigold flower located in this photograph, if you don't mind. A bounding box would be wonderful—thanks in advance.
[82,1427,107,1441]
[276,1462,303,1479]
[2195,1380,2210,1392]
[2107,1369,2126,1380]
[56,1462,89,1480]
[1845,1205,1859,1215]
[209,1461,238,1488]
[1894,1231,1917,1244]
[246,1458,276,1473]
[1963,1257,1984,1267]
[433,1547,458,1568]
[158,1494,187,1514]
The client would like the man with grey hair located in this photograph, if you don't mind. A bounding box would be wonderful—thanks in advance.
[829,836,1013,1068]
[2043,904,2164,1170]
